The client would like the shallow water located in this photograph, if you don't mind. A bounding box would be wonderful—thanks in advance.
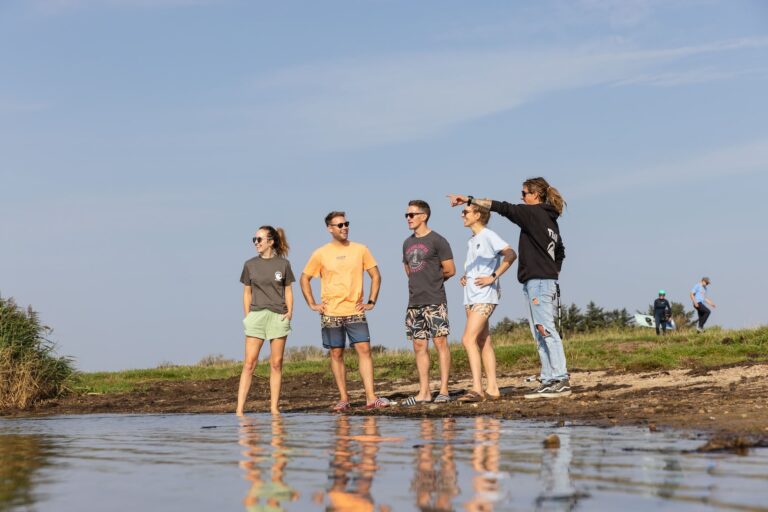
[1,413,767,511]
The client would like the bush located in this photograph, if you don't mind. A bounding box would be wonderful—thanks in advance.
[0,296,73,409]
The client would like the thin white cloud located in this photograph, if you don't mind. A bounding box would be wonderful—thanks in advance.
[31,0,226,14]
[569,138,768,198]
[249,37,768,150]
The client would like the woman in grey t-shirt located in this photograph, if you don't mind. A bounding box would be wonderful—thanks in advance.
[236,225,295,416]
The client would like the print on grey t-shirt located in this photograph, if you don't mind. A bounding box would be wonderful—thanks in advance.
[240,256,295,314]
[403,231,453,307]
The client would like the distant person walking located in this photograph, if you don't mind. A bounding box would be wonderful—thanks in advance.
[449,177,570,399]
[690,277,716,332]
[653,290,672,336]
[237,226,294,416]
[300,211,389,411]
[456,203,516,402]
[402,200,456,405]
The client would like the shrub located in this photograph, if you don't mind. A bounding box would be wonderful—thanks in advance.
[0,296,73,409]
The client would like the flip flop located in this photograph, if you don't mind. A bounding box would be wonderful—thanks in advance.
[433,394,451,404]
[331,400,350,412]
[365,397,391,410]
[458,391,485,403]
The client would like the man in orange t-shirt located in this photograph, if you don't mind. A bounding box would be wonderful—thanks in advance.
[300,211,389,411]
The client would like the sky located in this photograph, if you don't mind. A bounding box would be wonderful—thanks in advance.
[1,0,767,371]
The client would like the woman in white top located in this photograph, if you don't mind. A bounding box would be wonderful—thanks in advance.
[458,204,516,402]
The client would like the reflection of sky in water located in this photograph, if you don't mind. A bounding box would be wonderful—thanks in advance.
[1,414,767,511]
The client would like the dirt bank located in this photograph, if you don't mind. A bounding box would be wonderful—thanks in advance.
[5,363,768,449]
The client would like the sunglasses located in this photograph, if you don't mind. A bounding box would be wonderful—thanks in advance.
[252,236,272,244]
[461,209,472,216]
[522,190,534,197]
[404,212,426,219]
[329,221,350,229]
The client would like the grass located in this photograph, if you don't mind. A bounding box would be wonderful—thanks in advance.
[66,326,768,396]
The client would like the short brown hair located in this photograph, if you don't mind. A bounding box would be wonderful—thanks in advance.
[407,199,431,221]
[325,211,346,226]
[469,204,490,225]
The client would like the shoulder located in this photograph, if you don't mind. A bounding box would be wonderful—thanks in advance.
[243,256,260,266]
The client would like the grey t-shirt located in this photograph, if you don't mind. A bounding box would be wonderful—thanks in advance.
[403,231,453,307]
[240,256,295,314]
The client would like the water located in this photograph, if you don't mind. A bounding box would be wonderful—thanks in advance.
[1,414,767,511]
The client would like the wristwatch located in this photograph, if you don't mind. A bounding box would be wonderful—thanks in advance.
[491,272,497,279]
[367,300,376,305]
[467,195,474,205]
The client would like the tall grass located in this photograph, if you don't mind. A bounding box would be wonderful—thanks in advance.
[0,297,73,409]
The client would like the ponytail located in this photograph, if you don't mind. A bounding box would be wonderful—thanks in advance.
[259,225,290,257]
[523,177,567,216]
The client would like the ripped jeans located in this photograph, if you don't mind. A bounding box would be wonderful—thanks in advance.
[523,279,569,383]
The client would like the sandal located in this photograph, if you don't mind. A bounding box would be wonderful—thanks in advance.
[402,396,430,406]
[365,397,391,409]
[433,394,451,404]
[458,391,485,403]
[331,400,350,412]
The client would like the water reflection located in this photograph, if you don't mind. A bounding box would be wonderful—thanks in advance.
[0,434,55,511]
[536,430,577,511]
[324,416,395,512]
[239,416,298,511]
[411,418,459,511]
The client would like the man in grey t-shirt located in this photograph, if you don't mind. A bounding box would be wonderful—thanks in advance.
[402,200,456,404]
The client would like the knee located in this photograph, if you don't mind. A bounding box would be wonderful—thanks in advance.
[535,324,549,337]
[242,359,257,373]
[355,343,371,357]
[330,349,344,361]
[433,338,448,352]
[413,340,428,354]
[270,357,283,372]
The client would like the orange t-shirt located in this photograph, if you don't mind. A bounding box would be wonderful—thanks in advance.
[303,242,378,317]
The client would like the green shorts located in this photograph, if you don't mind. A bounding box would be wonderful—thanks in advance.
[243,309,291,340]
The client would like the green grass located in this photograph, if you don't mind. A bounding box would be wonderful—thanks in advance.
[68,326,768,395]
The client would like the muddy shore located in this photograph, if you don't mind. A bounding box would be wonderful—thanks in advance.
[4,363,768,451]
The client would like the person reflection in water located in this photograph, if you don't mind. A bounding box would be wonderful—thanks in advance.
[465,417,503,512]
[535,430,576,510]
[411,418,459,511]
[322,416,393,512]
[239,416,298,511]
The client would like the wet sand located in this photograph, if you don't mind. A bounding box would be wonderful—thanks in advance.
[5,363,768,451]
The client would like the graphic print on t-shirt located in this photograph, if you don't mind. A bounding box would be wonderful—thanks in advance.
[405,242,429,273]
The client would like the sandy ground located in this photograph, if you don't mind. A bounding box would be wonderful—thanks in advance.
[4,363,768,451]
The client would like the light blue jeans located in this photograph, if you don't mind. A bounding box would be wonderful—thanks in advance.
[523,279,568,383]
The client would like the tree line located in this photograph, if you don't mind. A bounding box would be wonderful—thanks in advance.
[491,300,697,336]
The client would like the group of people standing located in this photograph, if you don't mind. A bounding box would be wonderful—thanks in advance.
[235,177,571,416]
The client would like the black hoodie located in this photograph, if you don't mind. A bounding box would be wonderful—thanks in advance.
[490,200,565,283]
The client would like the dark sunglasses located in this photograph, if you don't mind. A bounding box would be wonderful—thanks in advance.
[522,190,534,197]
[252,236,272,244]
[329,221,350,229]
[461,209,472,216]
[404,212,426,219]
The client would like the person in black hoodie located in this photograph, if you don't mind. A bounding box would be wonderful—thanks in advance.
[653,290,672,336]
[448,177,570,398]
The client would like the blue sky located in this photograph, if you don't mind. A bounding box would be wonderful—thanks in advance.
[1,0,766,371]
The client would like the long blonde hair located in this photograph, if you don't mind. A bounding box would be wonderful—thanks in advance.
[524,177,566,216]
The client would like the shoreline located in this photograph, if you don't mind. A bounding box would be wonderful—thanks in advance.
[4,363,768,452]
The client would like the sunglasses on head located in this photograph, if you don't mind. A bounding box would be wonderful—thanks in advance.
[252,236,272,244]
[329,221,350,229]
[404,212,426,219]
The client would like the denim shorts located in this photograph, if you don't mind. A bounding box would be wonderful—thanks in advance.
[320,314,370,349]
[243,309,291,340]
[405,303,450,340]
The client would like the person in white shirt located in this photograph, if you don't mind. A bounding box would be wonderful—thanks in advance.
[457,203,516,402]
